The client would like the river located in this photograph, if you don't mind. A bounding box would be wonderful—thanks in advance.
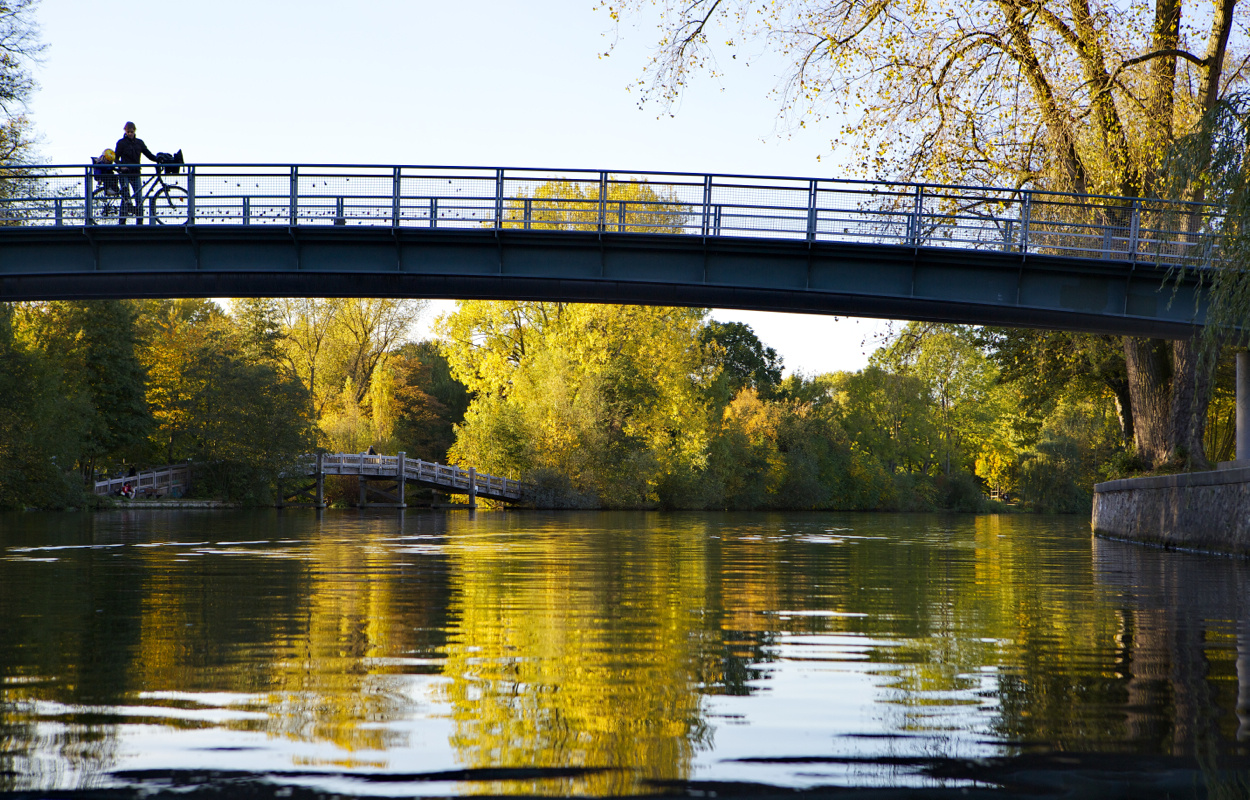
[1,510,1248,797]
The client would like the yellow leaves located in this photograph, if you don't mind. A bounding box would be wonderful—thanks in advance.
[498,179,688,236]
[439,300,713,503]
[268,298,425,449]
[438,526,710,792]
[608,0,1223,190]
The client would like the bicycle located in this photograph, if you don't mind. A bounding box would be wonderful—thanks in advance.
[140,150,187,225]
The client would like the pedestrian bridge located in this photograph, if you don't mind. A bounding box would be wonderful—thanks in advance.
[0,163,1221,337]
[95,452,524,507]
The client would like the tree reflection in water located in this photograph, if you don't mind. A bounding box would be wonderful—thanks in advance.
[2,511,1250,797]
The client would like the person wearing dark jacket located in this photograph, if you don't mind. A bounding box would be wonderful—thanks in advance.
[115,121,157,224]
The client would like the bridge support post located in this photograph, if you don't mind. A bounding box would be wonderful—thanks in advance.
[396,451,407,508]
[315,453,325,508]
[468,467,477,509]
[358,475,367,508]
[1238,351,1250,463]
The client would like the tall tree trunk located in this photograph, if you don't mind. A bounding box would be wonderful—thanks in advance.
[1170,337,1212,468]
[1123,335,1212,468]
[1124,337,1174,465]
[1110,380,1135,446]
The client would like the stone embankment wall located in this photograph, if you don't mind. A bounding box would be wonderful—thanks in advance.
[1092,465,1250,556]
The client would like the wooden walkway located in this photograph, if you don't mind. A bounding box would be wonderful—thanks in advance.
[93,452,524,507]
[95,464,190,499]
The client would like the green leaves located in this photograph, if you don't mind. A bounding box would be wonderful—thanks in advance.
[136,300,316,502]
[440,302,713,506]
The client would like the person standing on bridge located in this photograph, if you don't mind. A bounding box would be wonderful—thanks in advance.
[115,121,157,225]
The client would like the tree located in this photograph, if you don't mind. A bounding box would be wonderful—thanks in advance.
[389,341,471,463]
[179,326,315,502]
[604,0,1244,194]
[715,386,875,509]
[329,299,426,407]
[17,301,152,479]
[439,301,717,506]
[975,328,1133,442]
[831,366,939,476]
[0,0,42,166]
[872,323,999,476]
[501,179,688,233]
[273,298,341,418]
[136,300,316,501]
[0,303,85,508]
[267,298,425,450]
[437,300,567,401]
[230,297,285,365]
[1162,95,1250,409]
[603,0,1248,469]
[700,320,783,400]
[136,299,226,463]
[0,2,40,112]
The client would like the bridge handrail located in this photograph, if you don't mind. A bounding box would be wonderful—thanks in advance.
[94,464,189,496]
[95,454,524,501]
[318,452,523,499]
[0,163,1223,268]
[5,162,1223,206]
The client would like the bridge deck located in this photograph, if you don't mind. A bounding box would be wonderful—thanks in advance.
[0,164,1220,338]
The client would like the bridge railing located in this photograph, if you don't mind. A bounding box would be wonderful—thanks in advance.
[94,463,189,497]
[0,164,1223,267]
[95,454,524,502]
[319,452,523,499]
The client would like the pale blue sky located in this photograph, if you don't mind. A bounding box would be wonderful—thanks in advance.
[30,0,890,374]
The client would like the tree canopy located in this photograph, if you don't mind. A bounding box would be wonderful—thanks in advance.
[603,0,1246,195]
[603,0,1250,470]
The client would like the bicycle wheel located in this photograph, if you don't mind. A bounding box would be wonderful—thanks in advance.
[149,184,189,225]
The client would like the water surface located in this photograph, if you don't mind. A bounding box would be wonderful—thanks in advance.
[1,510,1248,797]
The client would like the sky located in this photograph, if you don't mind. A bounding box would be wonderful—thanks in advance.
[29,0,893,375]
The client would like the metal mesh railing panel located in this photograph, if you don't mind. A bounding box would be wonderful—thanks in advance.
[0,164,1222,271]
[191,169,294,224]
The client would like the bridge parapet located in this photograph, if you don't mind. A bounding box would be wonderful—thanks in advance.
[0,163,1221,266]
[95,453,524,504]
[94,463,189,498]
[315,452,523,502]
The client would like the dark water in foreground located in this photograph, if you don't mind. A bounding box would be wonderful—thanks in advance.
[1,510,1249,798]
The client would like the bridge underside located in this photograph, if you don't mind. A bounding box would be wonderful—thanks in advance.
[0,226,1201,338]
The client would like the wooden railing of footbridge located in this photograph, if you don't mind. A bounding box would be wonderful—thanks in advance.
[94,463,191,498]
[93,452,525,506]
[313,452,523,504]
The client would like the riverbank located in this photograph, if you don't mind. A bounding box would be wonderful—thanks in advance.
[1092,463,1250,556]
[111,499,242,510]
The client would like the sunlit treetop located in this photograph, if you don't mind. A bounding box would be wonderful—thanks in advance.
[600,0,1248,196]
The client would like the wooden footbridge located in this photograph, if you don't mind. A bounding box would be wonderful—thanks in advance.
[93,452,525,507]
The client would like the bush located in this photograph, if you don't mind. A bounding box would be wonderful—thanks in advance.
[1099,449,1148,481]
[934,471,988,512]
[891,472,937,511]
[1018,435,1092,513]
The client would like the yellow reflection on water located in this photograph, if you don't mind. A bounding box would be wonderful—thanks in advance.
[129,528,424,755]
[6,510,1250,796]
[438,515,714,795]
